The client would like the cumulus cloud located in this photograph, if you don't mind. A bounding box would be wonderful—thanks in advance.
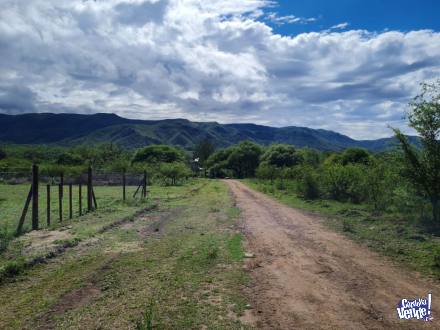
[0,0,439,138]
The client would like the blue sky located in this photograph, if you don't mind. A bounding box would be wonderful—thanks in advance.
[0,0,439,139]
[267,0,440,35]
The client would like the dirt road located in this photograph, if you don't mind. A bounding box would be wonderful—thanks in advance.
[226,180,440,330]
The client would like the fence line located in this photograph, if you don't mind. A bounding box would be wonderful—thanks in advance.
[0,165,150,236]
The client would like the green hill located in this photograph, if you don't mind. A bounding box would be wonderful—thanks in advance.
[0,113,418,151]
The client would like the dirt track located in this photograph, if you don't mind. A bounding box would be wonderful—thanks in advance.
[226,180,440,330]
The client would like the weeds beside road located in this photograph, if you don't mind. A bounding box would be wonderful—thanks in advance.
[0,180,249,329]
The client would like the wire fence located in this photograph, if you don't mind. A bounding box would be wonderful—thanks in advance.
[0,165,148,236]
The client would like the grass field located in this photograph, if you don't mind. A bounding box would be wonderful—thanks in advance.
[0,180,249,329]
[244,179,440,279]
[0,183,144,234]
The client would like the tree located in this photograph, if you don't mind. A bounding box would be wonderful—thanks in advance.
[256,162,278,183]
[393,81,440,222]
[260,144,302,168]
[206,148,232,178]
[341,148,371,166]
[0,148,6,161]
[194,139,215,176]
[55,152,84,166]
[226,141,262,178]
[297,166,320,200]
[132,145,185,164]
[159,162,191,185]
[298,148,321,167]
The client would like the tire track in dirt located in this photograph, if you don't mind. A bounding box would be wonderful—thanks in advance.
[226,180,440,330]
[36,207,184,329]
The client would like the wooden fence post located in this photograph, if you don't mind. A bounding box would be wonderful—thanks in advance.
[60,173,64,198]
[92,188,98,209]
[79,183,82,216]
[31,164,39,230]
[47,184,51,226]
[122,170,126,201]
[16,186,32,235]
[142,171,147,199]
[87,166,93,212]
[59,183,63,222]
[69,183,73,219]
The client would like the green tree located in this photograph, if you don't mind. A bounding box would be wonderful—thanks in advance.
[341,148,371,166]
[55,152,84,166]
[226,141,262,178]
[363,158,397,211]
[159,162,191,185]
[323,163,366,203]
[194,139,215,176]
[260,144,302,168]
[297,166,320,200]
[206,148,232,178]
[132,145,185,164]
[298,148,321,167]
[393,81,440,222]
[256,162,278,183]
[0,148,6,161]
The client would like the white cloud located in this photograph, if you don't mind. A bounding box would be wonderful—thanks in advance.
[0,0,439,139]
[330,22,349,30]
[265,12,317,25]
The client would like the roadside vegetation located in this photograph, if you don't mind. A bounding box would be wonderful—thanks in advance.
[0,180,249,329]
[206,81,440,278]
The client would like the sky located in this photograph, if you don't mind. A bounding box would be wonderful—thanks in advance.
[0,0,439,139]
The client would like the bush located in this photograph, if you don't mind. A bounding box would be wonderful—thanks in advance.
[275,178,286,190]
[260,144,302,167]
[256,162,278,182]
[341,148,371,166]
[323,163,366,203]
[55,152,84,166]
[0,226,13,253]
[297,167,320,200]
[0,259,25,281]
[159,162,191,185]
[132,145,185,164]
[363,160,397,211]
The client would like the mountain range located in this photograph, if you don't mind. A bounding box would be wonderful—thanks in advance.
[0,113,417,152]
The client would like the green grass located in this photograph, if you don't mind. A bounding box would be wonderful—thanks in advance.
[0,183,158,272]
[0,183,144,234]
[0,180,250,329]
[244,178,440,279]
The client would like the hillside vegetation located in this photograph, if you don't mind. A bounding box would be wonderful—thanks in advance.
[0,113,419,151]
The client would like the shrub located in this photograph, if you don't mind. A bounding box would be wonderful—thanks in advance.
[55,152,84,166]
[363,160,397,211]
[255,162,278,182]
[158,162,191,185]
[0,226,13,253]
[323,163,366,203]
[0,259,25,281]
[260,144,302,167]
[275,178,286,190]
[132,145,185,164]
[341,148,371,166]
[297,167,320,200]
